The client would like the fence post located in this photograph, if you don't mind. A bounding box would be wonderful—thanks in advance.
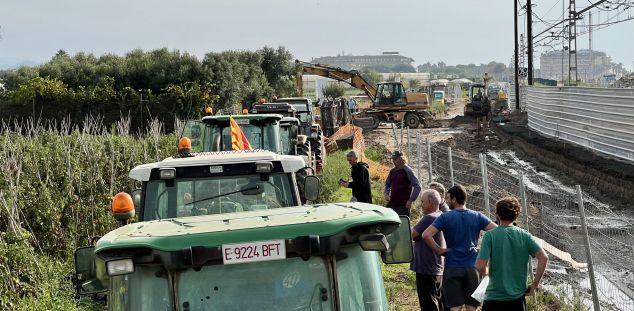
[577,185,601,311]
[426,138,433,183]
[519,172,533,273]
[391,123,399,151]
[400,120,404,150]
[480,153,490,218]
[448,147,454,187]
[406,126,410,158]
[519,173,529,232]
[417,132,421,180]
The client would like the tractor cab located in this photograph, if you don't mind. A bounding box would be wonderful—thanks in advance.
[251,102,297,119]
[465,83,491,117]
[182,114,284,154]
[375,82,407,106]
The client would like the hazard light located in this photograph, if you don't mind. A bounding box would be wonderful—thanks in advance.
[111,192,135,222]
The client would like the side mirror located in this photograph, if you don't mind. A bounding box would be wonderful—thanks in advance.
[303,175,320,202]
[74,246,108,295]
[381,215,414,264]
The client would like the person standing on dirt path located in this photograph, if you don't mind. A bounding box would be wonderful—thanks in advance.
[339,150,372,203]
[347,97,357,114]
[422,185,497,311]
[384,151,421,217]
[476,197,548,311]
[429,182,450,213]
[411,189,445,311]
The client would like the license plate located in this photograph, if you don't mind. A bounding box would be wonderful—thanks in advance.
[222,240,286,265]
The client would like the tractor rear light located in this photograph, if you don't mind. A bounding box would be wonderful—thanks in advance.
[106,259,134,276]
[160,168,176,179]
[359,234,389,251]
[255,161,273,173]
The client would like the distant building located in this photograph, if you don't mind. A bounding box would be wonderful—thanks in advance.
[539,49,614,82]
[311,52,415,70]
[301,72,430,93]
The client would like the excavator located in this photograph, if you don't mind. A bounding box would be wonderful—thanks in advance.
[295,60,431,129]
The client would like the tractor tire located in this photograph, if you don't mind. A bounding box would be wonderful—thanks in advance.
[404,113,420,129]
[296,142,310,157]
[370,115,381,129]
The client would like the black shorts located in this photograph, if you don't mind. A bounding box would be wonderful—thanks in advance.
[482,296,526,311]
[442,267,481,308]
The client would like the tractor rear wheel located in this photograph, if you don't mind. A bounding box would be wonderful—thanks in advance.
[370,115,381,129]
[405,113,420,129]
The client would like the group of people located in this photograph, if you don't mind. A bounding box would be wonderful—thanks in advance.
[340,149,549,311]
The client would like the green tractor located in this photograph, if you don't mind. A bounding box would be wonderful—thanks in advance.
[75,199,412,310]
[274,98,325,174]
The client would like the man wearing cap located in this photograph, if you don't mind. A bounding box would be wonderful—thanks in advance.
[384,151,422,217]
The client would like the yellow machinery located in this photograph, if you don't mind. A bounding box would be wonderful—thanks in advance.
[296,60,431,129]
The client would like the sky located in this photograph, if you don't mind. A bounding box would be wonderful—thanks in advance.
[0,0,632,70]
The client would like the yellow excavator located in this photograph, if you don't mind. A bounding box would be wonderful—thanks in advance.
[295,60,431,129]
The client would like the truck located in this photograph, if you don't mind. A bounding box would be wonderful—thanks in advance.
[295,60,432,129]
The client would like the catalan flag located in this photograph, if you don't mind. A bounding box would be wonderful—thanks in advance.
[230,116,252,150]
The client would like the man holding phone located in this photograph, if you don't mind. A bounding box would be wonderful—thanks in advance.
[339,150,372,203]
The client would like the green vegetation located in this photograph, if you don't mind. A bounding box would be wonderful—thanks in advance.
[0,47,296,131]
[429,101,448,115]
[0,120,175,309]
[527,288,589,311]
[417,61,508,81]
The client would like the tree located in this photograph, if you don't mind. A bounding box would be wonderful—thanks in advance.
[407,79,421,91]
[321,83,345,99]
[8,76,74,117]
[361,68,383,87]
[258,46,295,96]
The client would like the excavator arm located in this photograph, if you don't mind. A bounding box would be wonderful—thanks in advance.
[295,60,377,101]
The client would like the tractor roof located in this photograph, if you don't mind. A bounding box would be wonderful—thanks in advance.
[280,117,300,125]
[95,202,401,254]
[129,150,305,181]
[201,114,283,125]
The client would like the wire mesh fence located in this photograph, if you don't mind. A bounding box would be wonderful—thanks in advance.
[394,127,634,310]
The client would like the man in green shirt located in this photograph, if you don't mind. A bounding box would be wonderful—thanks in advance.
[475,197,549,311]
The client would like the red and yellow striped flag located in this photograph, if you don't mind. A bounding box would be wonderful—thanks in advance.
[230,116,252,150]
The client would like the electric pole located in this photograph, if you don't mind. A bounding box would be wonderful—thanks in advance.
[514,0,520,110]
[527,0,534,85]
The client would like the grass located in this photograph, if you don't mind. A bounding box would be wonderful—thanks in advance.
[382,263,419,310]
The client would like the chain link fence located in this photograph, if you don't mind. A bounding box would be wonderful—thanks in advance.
[395,128,634,310]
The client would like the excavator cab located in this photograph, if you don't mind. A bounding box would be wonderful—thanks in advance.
[376,82,407,106]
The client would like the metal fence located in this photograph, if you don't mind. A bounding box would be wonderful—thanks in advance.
[396,129,634,310]
[525,86,634,163]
